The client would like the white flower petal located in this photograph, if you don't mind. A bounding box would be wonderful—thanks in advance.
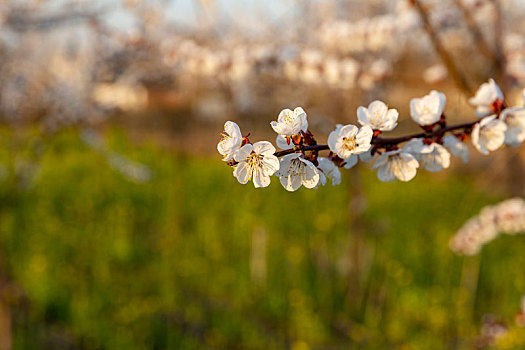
[234,144,253,162]
[280,174,302,192]
[276,134,294,150]
[368,100,388,119]
[328,129,339,154]
[443,135,469,163]
[382,109,399,131]
[270,121,287,135]
[253,141,276,156]
[373,150,418,182]
[394,153,419,181]
[377,164,396,182]
[420,143,450,172]
[341,124,359,138]
[318,157,342,185]
[328,124,372,159]
[359,150,375,163]
[410,90,446,126]
[344,154,359,169]
[262,155,280,175]
[233,163,250,184]
[253,169,271,188]
[469,79,504,117]
[224,121,241,140]
[357,106,369,127]
[358,100,398,131]
[271,107,309,136]
[472,115,507,154]
[277,108,293,123]
[318,171,327,186]
[501,107,525,147]
[299,158,320,189]
[217,121,243,161]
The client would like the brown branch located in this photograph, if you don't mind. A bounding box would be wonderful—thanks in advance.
[489,0,507,91]
[452,0,500,65]
[410,0,474,96]
[5,8,109,31]
[273,121,478,158]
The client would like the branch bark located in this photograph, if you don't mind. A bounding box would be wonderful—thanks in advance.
[452,0,500,66]
[411,0,474,97]
[273,120,478,158]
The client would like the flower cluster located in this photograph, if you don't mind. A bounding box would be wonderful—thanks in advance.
[473,295,525,348]
[449,198,525,256]
[474,314,509,348]
[162,39,392,91]
[218,80,525,191]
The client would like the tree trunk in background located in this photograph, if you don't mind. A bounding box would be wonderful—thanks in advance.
[0,251,12,350]
[345,170,366,312]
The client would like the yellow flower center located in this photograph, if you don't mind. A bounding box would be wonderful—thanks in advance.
[283,111,295,124]
[220,132,231,142]
[246,152,263,176]
[420,104,434,115]
[342,136,357,151]
[481,127,495,140]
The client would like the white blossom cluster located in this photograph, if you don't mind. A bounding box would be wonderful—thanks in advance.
[161,39,392,91]
[505,33,525,84]
[318,2,419,55]
[474,314,509,348]
[317,0,491,56]
[450,198,525,256]
[218,79,525,191]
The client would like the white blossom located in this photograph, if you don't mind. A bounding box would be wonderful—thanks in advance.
[469,79,504,117]
[471,115,507,155]
[275,153,320,191]
[217,121,243,162]
[371,149,419,182]
[423,64,447,84]
[317,157,341,186]
[357,100,398,131]
[403,138,450,172]
[443,135,469,163]
[276,134,295,150]
[233,141,279,188]
[327,124,373,159]
[270,107,308,137]
[409,90,446,126]
[344,154,359,169]
[358,150,375,163]
[500,107,525,147]
[450,198,525,255]
[449,217,498,256]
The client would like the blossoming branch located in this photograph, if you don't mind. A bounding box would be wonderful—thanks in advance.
[218,79,525,191]
[450,198,525,256]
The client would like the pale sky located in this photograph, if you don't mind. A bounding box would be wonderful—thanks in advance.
[98,0,301,34]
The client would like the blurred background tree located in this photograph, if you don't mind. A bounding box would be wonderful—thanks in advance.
[0,0,523,348]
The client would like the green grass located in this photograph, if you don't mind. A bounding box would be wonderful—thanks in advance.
[0,129,523,349]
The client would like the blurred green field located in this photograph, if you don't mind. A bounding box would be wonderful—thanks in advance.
[0,129,523,349]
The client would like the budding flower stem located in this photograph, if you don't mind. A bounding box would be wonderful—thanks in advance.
[273,120,478,158]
